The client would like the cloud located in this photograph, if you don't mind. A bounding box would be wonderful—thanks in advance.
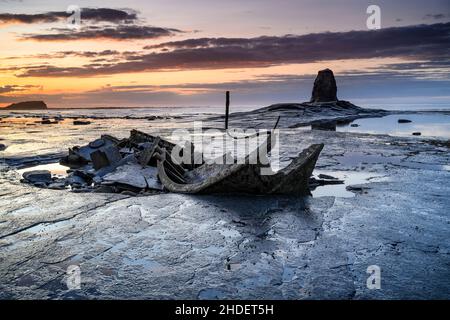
[423,13,447,20]
[76,8,138,23]
[2,50,128,60]
[0,84,40,93]
[21,25,182,41]
[11,22,449,77]
[0,8,137,25]
[1,7,181,42]
[3,70,450,108]
[61,50,121,57]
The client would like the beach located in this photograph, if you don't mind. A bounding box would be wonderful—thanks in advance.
[1,106,449,299]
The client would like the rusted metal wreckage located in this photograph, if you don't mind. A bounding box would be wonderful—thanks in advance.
[46,129,323,195]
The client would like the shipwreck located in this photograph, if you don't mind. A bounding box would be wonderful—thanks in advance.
[21,129,323,196]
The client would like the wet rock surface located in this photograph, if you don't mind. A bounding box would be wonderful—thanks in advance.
[208,100,389,129]
[0,107,449,299]
[1,125,450,299]
[311,120,337,131]
[22,170,52,184]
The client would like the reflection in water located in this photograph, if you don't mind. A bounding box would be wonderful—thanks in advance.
[17,162,69,177]
[312,170,385,198]
[338,114,450,138]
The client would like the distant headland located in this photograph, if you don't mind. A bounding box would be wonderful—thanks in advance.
[3,101,48,110]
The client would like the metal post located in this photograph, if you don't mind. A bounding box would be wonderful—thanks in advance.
[225,91,230,130]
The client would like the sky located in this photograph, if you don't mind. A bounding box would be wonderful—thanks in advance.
[0,0,449,109]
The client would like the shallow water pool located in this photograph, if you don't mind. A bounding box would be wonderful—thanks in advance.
[337,113,450,139]
[311,170,386,198]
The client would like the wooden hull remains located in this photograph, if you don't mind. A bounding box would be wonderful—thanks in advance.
[157,143,324,195]
[44,130,323,196]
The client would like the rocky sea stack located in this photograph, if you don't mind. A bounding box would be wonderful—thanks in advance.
[310,68,338,103]
[4,101,47,110]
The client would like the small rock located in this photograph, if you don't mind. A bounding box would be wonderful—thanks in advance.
[33,182,48,188]
[398,119,412,123]
[23,170,52,184]
[121,190,138,196]
[73,120,91,125]
[89,139,105,149]
[66,175,87,186]
[346,185,370,193]
[72,170,94,183]
[94,185,115,193]
[92,175,103,184]
[48,182,66,190]
[350,124,359,127]
[412,132,422,136]
[318,174,338,180]
[0,143,6,151]
[41,119,53,124]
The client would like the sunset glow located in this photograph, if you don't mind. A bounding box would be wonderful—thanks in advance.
[1,0,449,108]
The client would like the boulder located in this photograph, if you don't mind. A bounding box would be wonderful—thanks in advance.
[398,119,412,123]
[22,170,52,184]
[62,138,117,168]
[412,132,422,136]
[103,164,147,189]
[310,69,338,103]
[102,163,163,190]
[91,145,122,170]
[0,143,6,151]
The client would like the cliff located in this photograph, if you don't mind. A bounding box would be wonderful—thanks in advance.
[4,101,48,110]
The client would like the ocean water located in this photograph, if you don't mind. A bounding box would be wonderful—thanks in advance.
[2,107,450,139]
[337,113,450,139]
[0,105,257,118]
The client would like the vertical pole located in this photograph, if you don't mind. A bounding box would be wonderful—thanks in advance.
[225,91,230,130]
[273,115,281,130]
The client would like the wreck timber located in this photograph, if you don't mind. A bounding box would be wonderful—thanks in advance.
[157,138,324,195]
[39,128,323,196]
